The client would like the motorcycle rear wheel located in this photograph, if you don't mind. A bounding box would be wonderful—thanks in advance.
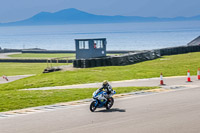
[106,97,114,110]
[90,101,97,112]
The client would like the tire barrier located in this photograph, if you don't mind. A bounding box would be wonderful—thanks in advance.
[73,45,200,68]
[159,45,200,56]
[73,60,78,68]
[73,50,160,68]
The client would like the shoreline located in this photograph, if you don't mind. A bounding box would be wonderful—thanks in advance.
[0,49,139,54]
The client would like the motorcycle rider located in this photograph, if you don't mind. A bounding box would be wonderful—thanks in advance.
[90,80,115,112]
[97,80,113,100]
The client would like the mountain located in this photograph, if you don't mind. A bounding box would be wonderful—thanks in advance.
[1,8,200,26]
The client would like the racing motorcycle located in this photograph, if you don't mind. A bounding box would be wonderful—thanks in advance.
[90,90,116,112]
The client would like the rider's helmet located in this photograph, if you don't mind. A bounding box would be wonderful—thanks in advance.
[103,80,108,86]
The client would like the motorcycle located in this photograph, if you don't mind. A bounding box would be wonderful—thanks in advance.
[90,90,116,112]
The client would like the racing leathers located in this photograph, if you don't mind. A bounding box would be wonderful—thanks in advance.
[97,83,113,101]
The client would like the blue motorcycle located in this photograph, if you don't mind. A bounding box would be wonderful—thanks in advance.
[90,90,116,112]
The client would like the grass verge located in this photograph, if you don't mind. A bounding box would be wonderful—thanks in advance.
[1,52,200,90]
[8,53,119,59]
[8,53,75,59]
[0,63,69,76]
[0,86,158,112]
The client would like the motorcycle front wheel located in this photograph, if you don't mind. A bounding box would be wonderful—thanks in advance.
[90,101,97,112]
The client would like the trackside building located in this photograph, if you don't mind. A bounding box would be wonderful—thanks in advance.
[75,38,107,59]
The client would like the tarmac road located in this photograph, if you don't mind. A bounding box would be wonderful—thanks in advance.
[0,86,200,133]
[0,75,34,84]
[25,75,199,90]
[0,52,21,59]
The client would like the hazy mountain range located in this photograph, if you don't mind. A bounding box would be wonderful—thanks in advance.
[1,8,200,26]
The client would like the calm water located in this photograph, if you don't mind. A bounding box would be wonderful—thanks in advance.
[0,21,200,50]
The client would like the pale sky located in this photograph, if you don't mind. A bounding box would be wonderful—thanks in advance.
[0,0,200,23]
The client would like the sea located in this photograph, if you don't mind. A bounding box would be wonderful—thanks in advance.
[0,21,200,51]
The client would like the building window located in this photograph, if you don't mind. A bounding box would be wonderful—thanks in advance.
[79,41,89,49]
[94,40,104,49]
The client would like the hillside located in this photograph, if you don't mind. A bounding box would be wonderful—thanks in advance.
[1,8,200,26]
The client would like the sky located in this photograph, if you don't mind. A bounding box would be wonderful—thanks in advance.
[0,0,200,23]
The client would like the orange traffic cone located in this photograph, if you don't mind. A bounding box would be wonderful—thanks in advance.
[160,73,165,85]
[197,68,200,80]
[187,70,192,82]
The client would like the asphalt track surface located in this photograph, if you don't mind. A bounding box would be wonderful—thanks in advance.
[1,85,200,133]
[26,76,200,90]
[0,75,34,84]
[0,52,21,59]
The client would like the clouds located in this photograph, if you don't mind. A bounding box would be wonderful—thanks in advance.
[0,0,200,22]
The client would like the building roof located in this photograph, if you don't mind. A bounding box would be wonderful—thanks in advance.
[187,36,200,46]
[75,38,106,41]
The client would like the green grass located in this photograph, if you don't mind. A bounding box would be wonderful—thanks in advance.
[9,53,119,59]
[1,52,200,90]
[0,86,157,112]
[8,53,75,59]
[1,52,199,112]
[0,63,68,76]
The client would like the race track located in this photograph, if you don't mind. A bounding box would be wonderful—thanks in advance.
[0,86,200,133]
